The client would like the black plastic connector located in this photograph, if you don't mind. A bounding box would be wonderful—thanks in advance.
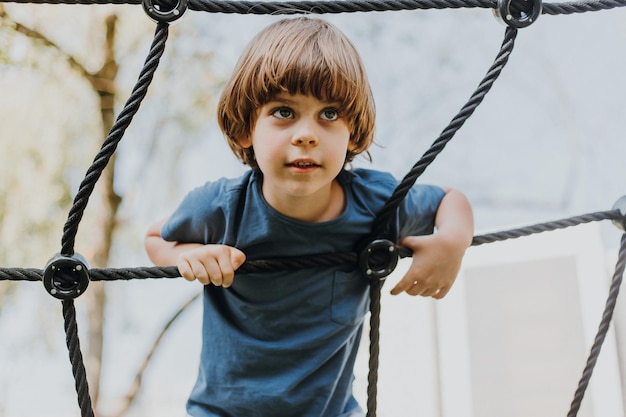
[43,253,90,300]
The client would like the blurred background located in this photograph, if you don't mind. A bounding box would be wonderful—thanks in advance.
[0,2,625,416]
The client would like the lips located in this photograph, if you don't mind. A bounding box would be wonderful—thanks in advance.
[286,159,320,168]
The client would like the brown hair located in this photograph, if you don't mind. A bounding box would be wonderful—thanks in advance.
[217,17,376,170]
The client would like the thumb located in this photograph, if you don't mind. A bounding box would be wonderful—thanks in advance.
[398,234,427,251]
[230,248,246,270]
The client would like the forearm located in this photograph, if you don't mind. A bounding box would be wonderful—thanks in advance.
[391,188,473,297]
[144,219,202,266]
[435,188,474,249]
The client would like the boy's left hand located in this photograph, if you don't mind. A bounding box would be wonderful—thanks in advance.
[389,232,467,299]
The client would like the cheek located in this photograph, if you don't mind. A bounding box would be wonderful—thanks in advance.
[329,138,353,166]
[249,137,283,168]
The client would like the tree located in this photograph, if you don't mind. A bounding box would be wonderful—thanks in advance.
[1,3,122,408]
[0,3,227,413]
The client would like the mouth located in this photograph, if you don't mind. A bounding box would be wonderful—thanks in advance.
[286,160,320,168]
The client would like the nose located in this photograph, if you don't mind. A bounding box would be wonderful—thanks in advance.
[291,119,319,146]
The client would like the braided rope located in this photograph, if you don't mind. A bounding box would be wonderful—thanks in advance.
[370,27,517,238]
[62,300,95,417]
[61,23,169,256]
[366,279,384,417]
[2,0,626,16]
[2,0,626,415]
[3,210,622,283]
[567,233,626,416]
[542,0,626,14]
[358,28,518,415]
[472,210,623,246]
[59,23,168,417]
[188,0,495,14]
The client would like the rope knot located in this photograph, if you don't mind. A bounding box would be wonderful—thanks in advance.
[358,239,399,281]
[142,0,187,23]
[494,0,542,28]
[612,195,626,232]
[43,253,90,300]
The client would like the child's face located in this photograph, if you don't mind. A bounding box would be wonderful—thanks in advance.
[241,93,354,206]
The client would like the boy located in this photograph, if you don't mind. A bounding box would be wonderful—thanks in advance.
[145,17,473,417]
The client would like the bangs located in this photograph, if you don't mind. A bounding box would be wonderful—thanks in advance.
[246,20,366,114]
[260,50,360,112]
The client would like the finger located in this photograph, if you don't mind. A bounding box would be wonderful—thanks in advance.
[398,235,426,251]
[391,268,428,295]
[390,281,409,295]
[393,278,421,296]
[189,259,212,285]
[231,248,246,270]
[432,286,450,299]
[199,258,223,286]
[220,248,246,288]
[419,288,440,297]
[403,277,443,297]
[177,259,197,282]
[406,281,436,297]
[215,251,237,288]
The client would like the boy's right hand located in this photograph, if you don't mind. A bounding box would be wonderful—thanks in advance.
[176,244,246,287]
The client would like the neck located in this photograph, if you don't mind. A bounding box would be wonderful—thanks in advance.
[264,180,346,223]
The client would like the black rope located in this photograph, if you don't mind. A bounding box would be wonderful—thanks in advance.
[566,233,626,416]
[0,257,358,281]
[188,0,495,14]
[357,27,517,416]
[370,27,517,238]
[62,300,95,417]
[5,209,625,417]
[2,211,625,417]
[2,0,626,415]
[2,0,626,16]
[366,279,383,417]
[1,210,621,280]
[61,23,169,256]
[542,0,626,14]
[59,23,168,417]
[472,209,623,246]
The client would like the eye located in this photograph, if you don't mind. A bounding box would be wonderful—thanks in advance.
[272,107,294,119]
[320,108,339,121]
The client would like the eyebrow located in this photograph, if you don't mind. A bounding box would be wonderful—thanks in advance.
[267,94,342,107]
[266,97,293,105]
[268,93,298,104]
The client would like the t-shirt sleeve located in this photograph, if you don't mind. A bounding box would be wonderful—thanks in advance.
[160,179,236,244]
[398,184,446,237]
[343,168,446,240]
[161,185,217,244]
[161,172,253,244]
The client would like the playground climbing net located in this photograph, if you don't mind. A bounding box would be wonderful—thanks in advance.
[1,0,626,416]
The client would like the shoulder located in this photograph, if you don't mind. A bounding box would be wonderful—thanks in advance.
[161,171,255,242]
[342,167,444,202]
[340,168,397,195]
[341,167,445,223]
[180,171,254,208]
[335,168,398,219]
[341,167,396,184]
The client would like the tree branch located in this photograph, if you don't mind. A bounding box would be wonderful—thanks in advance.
[0,7,116,95]
[109,292,202,417]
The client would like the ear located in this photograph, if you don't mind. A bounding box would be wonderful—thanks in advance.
[347,139,358,152]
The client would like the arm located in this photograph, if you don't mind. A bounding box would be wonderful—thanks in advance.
[145,219,246,287]
[390,188,473,299]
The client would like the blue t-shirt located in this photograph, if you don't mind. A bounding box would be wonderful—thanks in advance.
[162,168,445,417]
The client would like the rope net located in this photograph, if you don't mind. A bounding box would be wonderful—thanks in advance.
[1,0,626,416]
